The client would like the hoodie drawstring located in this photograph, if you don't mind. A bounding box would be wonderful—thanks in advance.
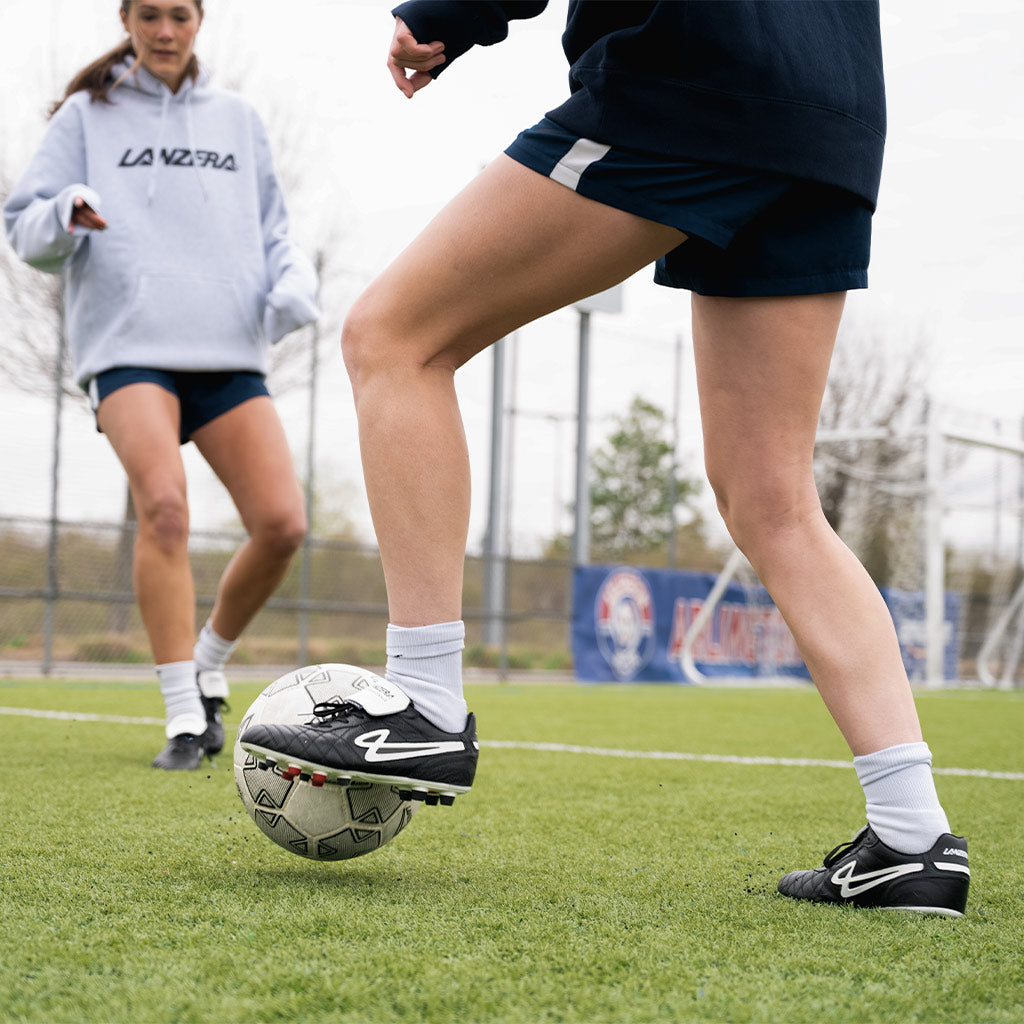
[131,64,207,205]
[147,89,171,205]
[184,91,209,202]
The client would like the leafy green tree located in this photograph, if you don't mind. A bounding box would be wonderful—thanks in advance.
[588,396,703,559]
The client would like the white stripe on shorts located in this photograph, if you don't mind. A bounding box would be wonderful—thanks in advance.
[549,137,611,192]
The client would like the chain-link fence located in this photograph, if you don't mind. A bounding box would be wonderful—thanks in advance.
[0,511,574,677]
[3,326,1024,686]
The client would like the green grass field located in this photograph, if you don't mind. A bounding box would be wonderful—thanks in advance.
[1,677,1022,1024]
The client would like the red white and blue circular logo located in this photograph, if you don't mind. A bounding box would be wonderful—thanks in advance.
[594,568,656,680]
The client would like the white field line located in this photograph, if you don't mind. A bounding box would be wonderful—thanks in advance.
[0,705,165,726]
[2,705,1022,781]
[484,740,1024,781]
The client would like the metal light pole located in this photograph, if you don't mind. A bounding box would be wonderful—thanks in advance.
[482,336,507,649]
[571,285,623,566]
[667,331,684,569]
[43,305,66,676]
[297,252,324,668]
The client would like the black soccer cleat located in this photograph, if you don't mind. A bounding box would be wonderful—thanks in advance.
[778,825,969,917]
[200,697,227,755]
[152,732,206,771]
[197,670,230,756]
[240,678,478,803]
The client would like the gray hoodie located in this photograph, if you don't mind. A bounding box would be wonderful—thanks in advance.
[4,62,319,388]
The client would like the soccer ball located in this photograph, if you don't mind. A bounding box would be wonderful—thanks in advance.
[233,664,417,861]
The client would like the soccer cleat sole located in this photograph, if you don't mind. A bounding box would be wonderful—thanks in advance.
[779,892,965,918]
[874,904,964,919]
[244,744,467,804]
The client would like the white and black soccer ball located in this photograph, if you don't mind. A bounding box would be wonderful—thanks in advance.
[233,664,417,861]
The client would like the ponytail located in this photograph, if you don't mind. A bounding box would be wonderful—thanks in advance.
[48,0,203,118]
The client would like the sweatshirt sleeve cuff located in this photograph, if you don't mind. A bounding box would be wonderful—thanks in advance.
[263,259,320,344]
[56,184,103,234]
[391,1,546,77]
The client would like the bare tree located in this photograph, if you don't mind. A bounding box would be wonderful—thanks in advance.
[0,22,357,634]
[0,164,77,399]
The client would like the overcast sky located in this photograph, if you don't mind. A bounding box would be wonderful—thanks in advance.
[1,0,1022,554]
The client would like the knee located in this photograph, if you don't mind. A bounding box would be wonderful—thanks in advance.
[706,462,821,557]
[136,489,189,554]
[342,286,462,396]
[341,289,395,393]
[254,509,307,562]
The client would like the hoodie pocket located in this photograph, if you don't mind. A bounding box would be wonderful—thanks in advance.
[113,272,261,349]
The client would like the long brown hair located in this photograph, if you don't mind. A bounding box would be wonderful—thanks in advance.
[49,0,204,118]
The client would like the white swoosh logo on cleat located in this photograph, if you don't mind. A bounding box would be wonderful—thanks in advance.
[830,860,924,898]
[355,729,465,762]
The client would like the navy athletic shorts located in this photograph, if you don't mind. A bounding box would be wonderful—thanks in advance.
[504,117,873,297]
[88,368,270,444]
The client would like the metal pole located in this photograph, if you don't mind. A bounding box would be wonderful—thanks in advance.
[668,332,683,569]
[572,310,591,567]
[924,398,945,686]
[1018,415,1024,575]
[499,335,519,681]
[297,253,323,667]
[993,417,1002,567]
[43,307,66,676]
[483,336,506,648]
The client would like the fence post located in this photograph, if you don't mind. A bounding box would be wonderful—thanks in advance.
[572,309,591,568]
[483,336,506,651]
[297,254,323,668]
[924,398,945,686]
[43,317,66,675]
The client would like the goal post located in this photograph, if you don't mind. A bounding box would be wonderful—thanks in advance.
[675,402,1024,688]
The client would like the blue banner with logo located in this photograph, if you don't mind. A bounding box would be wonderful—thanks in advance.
[572,565,959,683]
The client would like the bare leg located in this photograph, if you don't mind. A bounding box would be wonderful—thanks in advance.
[691,293,923,755]
[342,155,686,626]
[193,395,306,641]
[98,384,195,664]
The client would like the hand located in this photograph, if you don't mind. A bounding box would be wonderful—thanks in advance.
[69,196,107,233]
[387,17,445,98]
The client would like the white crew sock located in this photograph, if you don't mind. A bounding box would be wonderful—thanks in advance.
[193,620,239,673]
[385,620,468,733]
[157,659,205,738]
[854,741,951,854]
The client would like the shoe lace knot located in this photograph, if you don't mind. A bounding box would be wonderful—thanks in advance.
[310,698,360,724]
[822,826,870,867]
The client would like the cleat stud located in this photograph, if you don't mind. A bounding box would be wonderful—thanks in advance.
[398,790,412,801]
[439,794,455,806]
[425,793,440,806]
[311,772,326,787]
[409,791,426,802]
[282,765,301,779]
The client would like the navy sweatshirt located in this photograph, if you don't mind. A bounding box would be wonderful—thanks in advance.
[391,0,886,207]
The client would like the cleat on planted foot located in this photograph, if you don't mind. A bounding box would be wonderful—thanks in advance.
[197,670,230,756]
[778,825,969,917]
[152,733,205,771]
[239,677,478,799]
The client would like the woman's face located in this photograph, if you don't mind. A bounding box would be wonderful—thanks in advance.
[121,1,202,92]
